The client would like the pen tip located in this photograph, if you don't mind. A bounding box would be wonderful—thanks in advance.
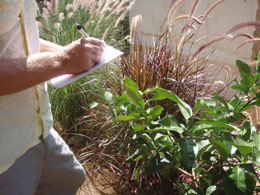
[75,23,82,30]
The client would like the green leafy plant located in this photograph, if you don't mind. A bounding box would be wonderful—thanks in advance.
[113,54,260,194]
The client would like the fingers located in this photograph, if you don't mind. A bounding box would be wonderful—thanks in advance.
[61,37,105,74]
[86,52,103,63]
[81,37,105,47]
[84,44,104,55]
[81,37,104,63]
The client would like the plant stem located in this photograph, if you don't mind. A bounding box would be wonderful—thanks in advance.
[239,96,257,112]
[234,94,246,112]
[170,164,193,177]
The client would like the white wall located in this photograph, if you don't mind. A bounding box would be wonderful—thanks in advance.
[130,0,258,68]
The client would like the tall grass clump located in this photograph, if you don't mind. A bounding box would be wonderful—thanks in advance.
[38,0,135,130]
[118,0,260,120]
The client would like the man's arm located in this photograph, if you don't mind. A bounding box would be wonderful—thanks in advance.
[40,39,63,52]
[0,38,104,96]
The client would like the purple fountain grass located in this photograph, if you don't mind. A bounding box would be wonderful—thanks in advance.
[190,34,229,61]
[130,15,142,44]
[189,0,199,17]
[169,15,204,27]
[120,30,213,114]
[227,21,260,34]
[201,0,224,21]
[235,38,260,51]
[232,33,254,40]
[181,24,197,34]
[167,0,185,25]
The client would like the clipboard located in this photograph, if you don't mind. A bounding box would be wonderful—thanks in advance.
[51,44,123,88]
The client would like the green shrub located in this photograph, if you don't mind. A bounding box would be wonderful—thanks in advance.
[113,54,260,194]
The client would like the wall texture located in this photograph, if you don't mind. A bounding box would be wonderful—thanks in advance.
[130,0,258,68]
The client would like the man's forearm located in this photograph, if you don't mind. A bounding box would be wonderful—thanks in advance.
[40,39,63,52]
[0,40,64,96]
[0,51,64,96]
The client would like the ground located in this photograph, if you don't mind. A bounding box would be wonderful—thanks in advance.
[77,168,120,195]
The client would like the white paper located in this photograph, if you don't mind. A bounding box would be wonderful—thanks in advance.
[51,45,123,88]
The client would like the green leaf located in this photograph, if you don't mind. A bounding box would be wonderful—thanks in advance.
[230,113,247,122]
[240,163,257,176]
[125,86,145,110]
[241,72,255,90]
[185,188,199,195]
[213,94,229,112]
[229,95,240,109]
[134,155,143,162]
[210,139,229,160]
[179,139,197,172]
[252,133,260,165]
[147,105,164,120]
[116,115,137,121]
[125,77,139,90]
[134,124,145,132]
[134,164,143,180]
[89,101,99,109]
[236,145,253,157]
[253,147,260,166]
[256,73,260,81]
[141,133,156,148]
[147,88,192,120]
[234,137,254,157]
[223,166,256,195]
[195,120,240,131]
[250,87,258,94]
[240,121,253,141]
[255,51,260,74]
[158,115,184,134]
[206,185,217,195]
[253,132,260,150]
[194,98,217,116]
[253,100,260,106]
[154,133,165,141]
[115,94,130,105]
[232,84,248,94]
[236,60,251,75]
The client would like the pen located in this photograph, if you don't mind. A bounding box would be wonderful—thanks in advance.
[75,23,88,37]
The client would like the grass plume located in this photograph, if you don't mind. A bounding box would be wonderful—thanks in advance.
[235,38,260,50]
[189,0,199,17]
[227,21,260,34]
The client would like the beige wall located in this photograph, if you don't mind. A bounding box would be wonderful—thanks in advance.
[130,0,258,68]
[130,0,260,125]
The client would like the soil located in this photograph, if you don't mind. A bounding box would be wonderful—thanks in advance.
[77,167,122,195]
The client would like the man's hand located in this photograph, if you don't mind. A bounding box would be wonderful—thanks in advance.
[60,37,105,75]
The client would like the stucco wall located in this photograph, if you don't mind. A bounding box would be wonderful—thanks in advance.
[130,0,258,68]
